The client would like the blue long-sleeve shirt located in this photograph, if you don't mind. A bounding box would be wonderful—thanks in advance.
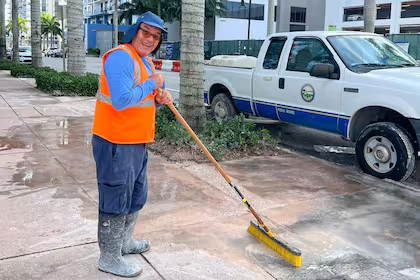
[103,50,165,111]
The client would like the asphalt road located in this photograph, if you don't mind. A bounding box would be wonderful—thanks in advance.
[42,56,420,189]
[42,56,181,101]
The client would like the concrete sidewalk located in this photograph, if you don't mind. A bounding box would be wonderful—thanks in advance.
[0,70,419,280]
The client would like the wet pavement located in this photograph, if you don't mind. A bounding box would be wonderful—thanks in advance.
[0,70,419,279]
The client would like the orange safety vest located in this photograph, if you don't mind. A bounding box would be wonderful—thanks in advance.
[91,43,158,144]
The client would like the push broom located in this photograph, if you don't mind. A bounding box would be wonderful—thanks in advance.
[158,89,302,267]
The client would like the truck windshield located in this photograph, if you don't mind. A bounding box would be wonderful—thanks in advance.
[327,35,419,71]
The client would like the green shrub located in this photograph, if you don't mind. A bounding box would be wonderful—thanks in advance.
[154,106,278,160]
[87,48,100,55]
[0,59,17,70]
[35,71,99,96]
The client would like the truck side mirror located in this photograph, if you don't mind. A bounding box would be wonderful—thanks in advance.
[310,63,337,79]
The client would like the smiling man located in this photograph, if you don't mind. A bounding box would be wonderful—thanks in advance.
[91,11,173,278]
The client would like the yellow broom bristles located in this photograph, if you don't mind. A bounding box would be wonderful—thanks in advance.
[247,221,302,267]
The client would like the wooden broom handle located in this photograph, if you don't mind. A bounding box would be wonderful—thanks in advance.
[165,102,232,184]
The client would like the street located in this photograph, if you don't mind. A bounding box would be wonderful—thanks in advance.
[42,57,181,101]
[42,57,420,188]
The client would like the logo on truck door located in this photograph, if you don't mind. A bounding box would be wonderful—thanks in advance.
[301,84,315,102]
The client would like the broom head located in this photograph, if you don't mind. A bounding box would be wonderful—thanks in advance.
[247,220,302,267]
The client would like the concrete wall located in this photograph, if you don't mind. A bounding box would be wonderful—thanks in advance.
[85,23,130,50]
[276,0,326,32]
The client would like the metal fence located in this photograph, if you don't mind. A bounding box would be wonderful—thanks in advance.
[158,40,264,60]
[386,34,420,60]
[157,34,420,61]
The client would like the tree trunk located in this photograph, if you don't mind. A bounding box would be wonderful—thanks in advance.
[67,0,86,75]
[364,0,376,33]
[0,0,6,59]
[11,0,18,62]
[113,0,118,47]
[179,0,206,131]
[31,0,42,67]
[267,0,274,36]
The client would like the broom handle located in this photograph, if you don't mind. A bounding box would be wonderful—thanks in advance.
[164,101,274,236]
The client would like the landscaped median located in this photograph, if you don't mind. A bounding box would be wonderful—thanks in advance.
[0,59,281,162]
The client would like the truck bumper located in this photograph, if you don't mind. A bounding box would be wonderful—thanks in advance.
[409,118,420,151]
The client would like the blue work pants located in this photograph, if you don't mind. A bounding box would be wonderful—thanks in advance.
[92,134,149,217]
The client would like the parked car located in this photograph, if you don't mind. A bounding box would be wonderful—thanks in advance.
[17,46,32,64]
[6,47,11,59]
[204,31,420,182]
[45,47,58,57]
[8,46,32,64]
[347,14,364,21]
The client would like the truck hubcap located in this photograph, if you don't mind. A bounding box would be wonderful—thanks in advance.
[364,136,397,173]
[214,103,227,119]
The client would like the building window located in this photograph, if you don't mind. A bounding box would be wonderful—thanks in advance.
[344,4,391,22]
[343,6,364,21]
[290,7,306,23]
[223,1,265,20]
[377,3,391,19]
[290,24,306,32]
[401,1,420,18]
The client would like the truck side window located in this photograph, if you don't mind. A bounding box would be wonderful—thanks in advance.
[263,39,286,70]
[286,38,336,73]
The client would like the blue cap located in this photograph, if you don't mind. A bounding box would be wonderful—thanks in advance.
[121,11,167,43]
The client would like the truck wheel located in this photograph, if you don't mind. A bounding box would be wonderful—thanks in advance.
[211,93,238,122]
[355,122,417,181]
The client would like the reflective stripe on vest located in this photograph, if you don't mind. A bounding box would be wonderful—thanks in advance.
[95,44,151,108]
[95,91,153,108]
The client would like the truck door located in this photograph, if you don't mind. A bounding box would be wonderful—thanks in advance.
[252,36,287,120]
[277,37,343,134]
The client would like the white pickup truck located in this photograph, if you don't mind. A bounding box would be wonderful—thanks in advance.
[204,31,420,181]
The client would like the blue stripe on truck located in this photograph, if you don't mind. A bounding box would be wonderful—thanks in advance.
[232,97,350,138]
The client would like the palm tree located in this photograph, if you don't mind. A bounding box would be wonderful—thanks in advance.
[31,0,42,67]
[364,0,376,33]
[11,0,18,62]
[119,0,227,24]
[118,0,149,24]
[67,0,86,75]
[0,0,6,59]
[7,16,29,45]
[41,13,62,49]
[113,0,118,47]
[179,0,206,130]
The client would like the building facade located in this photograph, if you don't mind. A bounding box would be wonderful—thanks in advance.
[168,0,327,41]
[83,0,327,50]
[325,0,420,34]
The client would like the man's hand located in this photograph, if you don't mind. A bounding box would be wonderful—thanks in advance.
[155,89,173,105]
[150,74,164,89]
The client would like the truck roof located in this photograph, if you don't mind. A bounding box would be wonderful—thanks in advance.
[268,30,380,39]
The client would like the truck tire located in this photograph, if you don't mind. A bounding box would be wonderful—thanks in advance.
[211,93,238,122]
[355,122,417,181]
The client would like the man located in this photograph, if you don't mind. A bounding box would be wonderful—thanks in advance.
[91,11,173,278]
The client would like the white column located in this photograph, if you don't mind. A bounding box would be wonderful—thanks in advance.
[390,0,401,34]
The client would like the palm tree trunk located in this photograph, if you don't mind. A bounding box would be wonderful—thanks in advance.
[179,0,206,131]
[0,0,6,59]
[267,0,274,35]
[11,0,18,62]
[113,0,118,47]
[67,0,86,75]
[31,0,42,67]
[364,0,376,33]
